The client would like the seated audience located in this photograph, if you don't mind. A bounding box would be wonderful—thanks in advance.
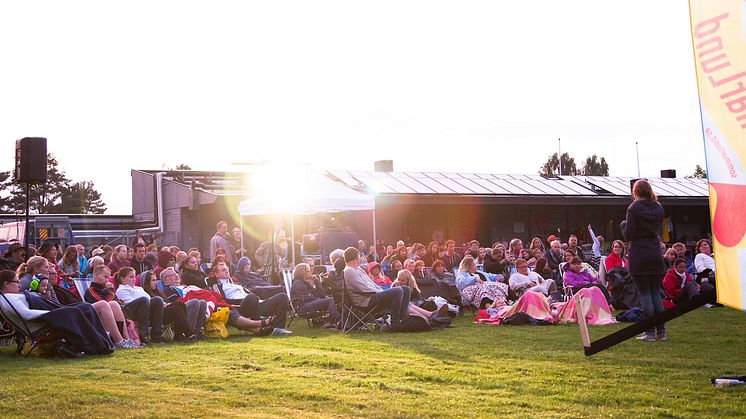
[0,270,116,355]
[439,240,463,271]
[421,241,441,267]
[604,240,628,271]
[343,247,411,330]
[290,263,341,328]
[233,256,285,299]
[456,256,508,309]
[366,262,392,288]
[661,258,703,308]
[563,257,611,304]
[107,245,131,274]
[140,270,197,340]
[392,270,449,320]
[211,264,290,334]
[159,268,208,338]
[86,265,164,345]
[509,258,557,298]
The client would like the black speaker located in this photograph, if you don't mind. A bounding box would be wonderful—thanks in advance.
[660,169,676,178]
[319,231,358,264]
[15,137,47,183]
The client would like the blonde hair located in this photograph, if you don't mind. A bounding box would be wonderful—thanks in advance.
[458,256,476,273]
[16,256,48,277]
[393,269,419,291]
[293,263,311,280]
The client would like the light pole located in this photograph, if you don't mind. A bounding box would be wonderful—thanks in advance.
[558,138,563,176]
[635,141,641,177]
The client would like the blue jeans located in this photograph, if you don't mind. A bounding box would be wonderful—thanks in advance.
[367,286,411,326]
[634,274,665,335]
[123,296,164,339]
[297,297,341,325]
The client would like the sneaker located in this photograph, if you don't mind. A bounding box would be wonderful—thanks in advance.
[656,332,667,341]
[116,339,140,349]
[271,328,293,335]
[432,304,449,318]
[703,303,714,309]
[636,333,656,342]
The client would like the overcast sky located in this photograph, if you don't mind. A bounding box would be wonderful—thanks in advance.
[1,1,705,214]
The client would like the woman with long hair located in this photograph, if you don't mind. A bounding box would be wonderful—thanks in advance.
[140,270,196,341]
[604,240,628,271]
[455,256,508,309]
[621,179,666,342]
[58,245,80,279]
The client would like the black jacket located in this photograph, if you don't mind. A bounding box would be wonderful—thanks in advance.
[621,199,666,276]
[290,277,326,306]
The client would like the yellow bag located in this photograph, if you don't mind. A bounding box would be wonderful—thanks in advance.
[204,307,230,338]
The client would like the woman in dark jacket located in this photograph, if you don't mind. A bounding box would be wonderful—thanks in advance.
[621,179,667,342]
[179,255,209,289]
[290,263,341,327]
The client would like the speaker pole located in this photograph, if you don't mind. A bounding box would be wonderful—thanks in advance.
[24,182,31,261]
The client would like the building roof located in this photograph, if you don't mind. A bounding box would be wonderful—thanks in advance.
[326,170,709,198]
[136,169,709,199]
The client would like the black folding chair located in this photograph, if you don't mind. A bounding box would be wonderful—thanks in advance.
[338,271,389,333]
[0,292,56,357]
[281,269,329,328]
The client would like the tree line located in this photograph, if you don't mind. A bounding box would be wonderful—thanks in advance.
[0,154,106,214]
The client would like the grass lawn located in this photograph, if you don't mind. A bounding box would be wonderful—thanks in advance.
[1,307,745,418]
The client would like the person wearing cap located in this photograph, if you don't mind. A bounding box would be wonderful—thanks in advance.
[0,243,25,272]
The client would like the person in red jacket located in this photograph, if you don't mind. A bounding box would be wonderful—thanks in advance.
[661,258,699,309]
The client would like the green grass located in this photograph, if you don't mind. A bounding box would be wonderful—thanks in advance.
[1,308,745,418]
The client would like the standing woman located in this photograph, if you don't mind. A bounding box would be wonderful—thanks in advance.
[621,179,667,342]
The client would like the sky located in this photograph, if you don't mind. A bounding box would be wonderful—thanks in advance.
[0,1,706,214]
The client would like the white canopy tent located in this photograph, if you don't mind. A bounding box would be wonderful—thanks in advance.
[236,168,377,266]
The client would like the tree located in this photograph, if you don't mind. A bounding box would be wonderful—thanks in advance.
[174,163,192,170]
[581,154,610,176]
[56,181,107,214]
[539,152,578,176]
[686,165,707,179]
[0,171,13,213]
[8,153,70,214]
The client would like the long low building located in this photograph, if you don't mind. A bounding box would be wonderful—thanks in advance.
[131,168,710,257]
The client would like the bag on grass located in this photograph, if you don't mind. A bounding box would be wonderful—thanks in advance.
[204,307,230,338]
[395,315,430,332]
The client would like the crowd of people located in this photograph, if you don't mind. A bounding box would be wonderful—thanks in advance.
[0,180,719,356]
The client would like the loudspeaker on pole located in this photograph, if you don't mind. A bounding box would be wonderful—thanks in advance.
[15,137,48,183]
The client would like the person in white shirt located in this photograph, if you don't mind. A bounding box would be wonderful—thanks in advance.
[509,259,557,299]
[212,264,291,335]
[114,267,164,344]
[694,239,716,273]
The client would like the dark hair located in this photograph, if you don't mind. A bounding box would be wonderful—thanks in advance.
[114,267,135,286]
[134,243,146,250]
[674,258,687,267]
[140,270,164,298]
[569,256,582,265]
[1,270,17,288]
[344,247,359,263]
[534,257,548,273]
[37,241,56,258]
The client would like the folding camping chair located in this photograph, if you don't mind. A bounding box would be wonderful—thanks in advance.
[0,292,56,357]
[337,271,389,333]
[73,278,92,300]
[281,269,328,328]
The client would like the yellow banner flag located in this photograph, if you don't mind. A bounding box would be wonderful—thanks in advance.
[689,0,746,310]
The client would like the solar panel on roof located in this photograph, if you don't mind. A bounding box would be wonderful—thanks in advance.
[397,177,436,193]
[417,177,456,193]
[452,178,491,194]
[472,178,511,194]
[433,177,473,193]
[368,172,416,193]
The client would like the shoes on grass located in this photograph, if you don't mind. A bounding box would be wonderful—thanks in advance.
[271,328,293,336]
[636,333,656,342]
[116,339,141,349]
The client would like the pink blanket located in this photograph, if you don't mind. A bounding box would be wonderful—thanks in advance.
[475,291,554,324]
[553,287,616,325]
